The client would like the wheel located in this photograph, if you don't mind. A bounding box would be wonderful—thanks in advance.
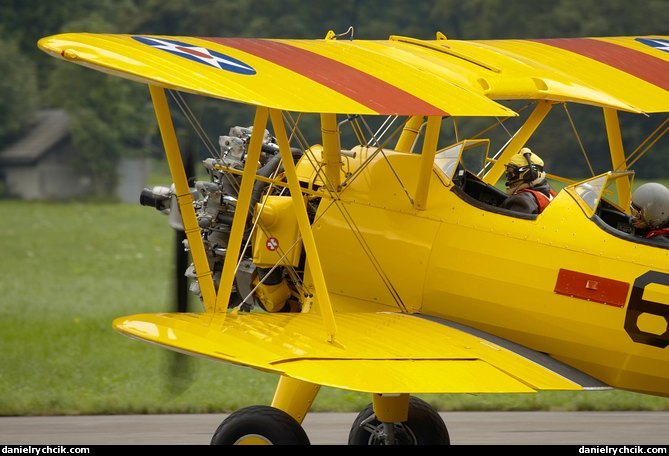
[211,405,310,445]
[348,396,450,445]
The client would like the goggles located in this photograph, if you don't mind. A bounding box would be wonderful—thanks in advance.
[505,164,539,183]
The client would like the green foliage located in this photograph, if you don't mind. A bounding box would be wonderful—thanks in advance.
[0,33,39,145]
[44,14,153,196]
[0,0,140,61]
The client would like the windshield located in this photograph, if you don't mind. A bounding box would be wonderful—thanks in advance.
[566,171,634,217]
[434,143,462,182]
[434,139,490,185]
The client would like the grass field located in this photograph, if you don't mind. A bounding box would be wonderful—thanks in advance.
[1,199,668,416]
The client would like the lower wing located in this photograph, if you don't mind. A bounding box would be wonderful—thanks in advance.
[114,310,607,394]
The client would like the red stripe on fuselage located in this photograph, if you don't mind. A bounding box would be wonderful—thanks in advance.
[205,38,448,115]
[533,38,669,91]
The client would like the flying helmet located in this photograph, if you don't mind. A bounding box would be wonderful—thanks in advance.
[631,182,669,229]
[505,147,544,187]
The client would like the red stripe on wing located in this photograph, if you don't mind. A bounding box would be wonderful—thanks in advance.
[534,38,669,91]
[205,38,448,115]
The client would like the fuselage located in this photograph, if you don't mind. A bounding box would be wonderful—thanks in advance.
[309,151,669,398]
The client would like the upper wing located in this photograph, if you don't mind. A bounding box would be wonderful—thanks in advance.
[38,33,669,116]
[114,310,606,394]
[37,33,512,117]
[444,36,669,114]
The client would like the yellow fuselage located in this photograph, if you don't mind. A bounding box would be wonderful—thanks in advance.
[309,151,669,398]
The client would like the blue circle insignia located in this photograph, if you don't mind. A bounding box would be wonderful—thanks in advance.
[133,36,256,75]
[635,38,669,53]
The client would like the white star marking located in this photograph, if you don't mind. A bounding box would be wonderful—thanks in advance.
[646,39,669,52]
[146,38,250,70]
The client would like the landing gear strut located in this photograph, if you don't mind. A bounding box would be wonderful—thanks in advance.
[211,375,318,445]
[348,396,450,445]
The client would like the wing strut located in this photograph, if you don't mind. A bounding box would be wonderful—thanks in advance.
[215,107,269,313]
[414,115,442,210]
[149,85,217,312]
[483,100,553,185]
[395,115,424,153]
[320,113,342,191]
[147,95,337,340]
[270,109,338,342]
[604,107,632,209]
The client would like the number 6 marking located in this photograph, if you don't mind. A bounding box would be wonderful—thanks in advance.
[624,271,669,348]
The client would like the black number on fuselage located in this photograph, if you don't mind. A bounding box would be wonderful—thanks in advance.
[624,271,669,348]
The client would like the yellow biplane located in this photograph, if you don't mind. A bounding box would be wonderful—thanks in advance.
[38,31,669,445]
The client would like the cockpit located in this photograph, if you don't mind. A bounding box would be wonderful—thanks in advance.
[433,139,538,220]
[433,139,667,247]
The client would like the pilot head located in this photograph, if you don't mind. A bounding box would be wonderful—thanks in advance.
[504,147,545,192]
[631,182,669,230]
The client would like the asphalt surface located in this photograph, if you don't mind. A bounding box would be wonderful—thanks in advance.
[2,412,669,445]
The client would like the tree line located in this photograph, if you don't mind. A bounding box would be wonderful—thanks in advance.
[1,0,668,195]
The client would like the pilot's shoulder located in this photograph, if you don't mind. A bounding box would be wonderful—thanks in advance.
[500,193,536,214]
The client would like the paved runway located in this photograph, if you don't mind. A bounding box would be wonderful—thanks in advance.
[2,412,669,445]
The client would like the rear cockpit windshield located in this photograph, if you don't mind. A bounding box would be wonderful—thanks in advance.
[564,172,667,246]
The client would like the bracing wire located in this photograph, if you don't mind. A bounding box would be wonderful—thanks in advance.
[562,103,596,177]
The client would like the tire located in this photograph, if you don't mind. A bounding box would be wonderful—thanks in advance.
[348,396,450,445]
[211,405,310,445]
